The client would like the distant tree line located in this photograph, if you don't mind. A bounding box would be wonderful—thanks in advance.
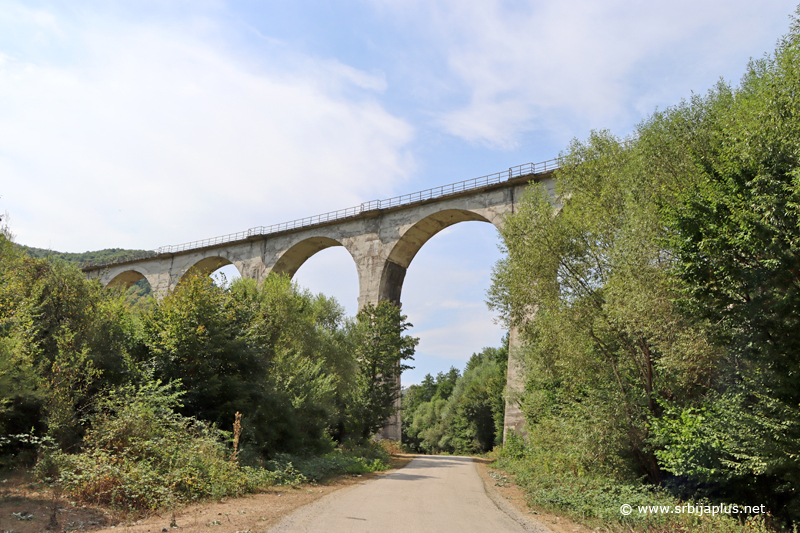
[15,244,154,308]
[402,341,507,455]
[14,244,150,264]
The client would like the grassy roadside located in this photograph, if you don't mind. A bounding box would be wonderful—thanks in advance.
[483,452,780,533]
[473,458,592,533]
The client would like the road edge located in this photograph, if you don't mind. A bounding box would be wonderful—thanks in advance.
[473,458,590,533]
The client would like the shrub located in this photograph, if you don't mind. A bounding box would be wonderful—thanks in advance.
[498,430,525,460]
[37,379,305,511]
[270,442,391,482]
[494,449,777,532]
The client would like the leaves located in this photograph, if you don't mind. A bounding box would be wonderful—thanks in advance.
[348,301,418,440]
[402,345,508,454]
[488,6,800,525]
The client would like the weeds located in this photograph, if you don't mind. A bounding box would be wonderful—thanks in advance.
[493,446,779,533]
[35,380,304,511]
[32,379,396,514]
[269,442,391,482]
[230,412,242,462]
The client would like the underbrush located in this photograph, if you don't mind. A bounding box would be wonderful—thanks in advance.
[36,380,305,511]
[270,441,391,482]
[493,434,779,533]
[33,379,398,513]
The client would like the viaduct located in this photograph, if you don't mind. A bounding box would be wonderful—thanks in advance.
[83,160,559,441]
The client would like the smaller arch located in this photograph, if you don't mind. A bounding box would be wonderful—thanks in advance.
[271,237,345,278]
[106,269,146,290]
[179,256,240,285]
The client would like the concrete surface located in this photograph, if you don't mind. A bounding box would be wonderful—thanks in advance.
[266,456,551,533]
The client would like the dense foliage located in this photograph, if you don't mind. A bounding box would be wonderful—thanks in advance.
[16,244,154,308]
[37,379,306,510]
[0,231,417,509]
[402,342,507,455]
[489,9,800,530]
[15,244,150,265]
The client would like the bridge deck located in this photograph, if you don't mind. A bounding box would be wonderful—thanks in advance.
[81,159,558,271]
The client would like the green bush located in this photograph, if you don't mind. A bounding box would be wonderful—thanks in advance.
[495,450,776,532]
[498,431,525,460]
[270,442,391,481]
[37,379,305,511]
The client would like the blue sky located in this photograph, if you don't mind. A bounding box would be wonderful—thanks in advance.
[1,0,796,384]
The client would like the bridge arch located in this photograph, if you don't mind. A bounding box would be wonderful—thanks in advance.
[106,269,148,290]
[379,209,498,303]
[179,256,242,285]
[81,167,556,442]
[271,236,353,278]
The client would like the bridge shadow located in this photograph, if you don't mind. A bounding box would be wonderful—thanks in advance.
[405,456,474,465]
[382,455,476,481]
[384,472,436,481]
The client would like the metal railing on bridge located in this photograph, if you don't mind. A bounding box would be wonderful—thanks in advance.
[81,158,558,269]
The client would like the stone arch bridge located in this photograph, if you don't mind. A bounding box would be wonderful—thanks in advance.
[83,161,558,440]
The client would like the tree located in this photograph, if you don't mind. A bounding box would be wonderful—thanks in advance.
[432,367,460,401]
[348,301,417,440]
[141,274,263,428]
[0,234,137,450]
[141,274,354,456]
[402,345,508,454]
[487,8,800,523]
[651,11,800,521]
[488,130,722,481]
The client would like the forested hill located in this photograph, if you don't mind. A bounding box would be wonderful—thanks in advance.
[15,244,154,307]
[15,244,149,265]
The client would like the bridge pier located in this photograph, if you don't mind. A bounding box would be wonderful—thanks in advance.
[503,326,528,442]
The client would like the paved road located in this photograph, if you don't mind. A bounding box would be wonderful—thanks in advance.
[267,455,550,533]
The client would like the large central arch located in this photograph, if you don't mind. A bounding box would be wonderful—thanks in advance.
[379,209,498,304]
[374,208,503,440]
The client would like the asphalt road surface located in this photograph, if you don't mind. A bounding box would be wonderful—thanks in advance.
[267,455,552,533]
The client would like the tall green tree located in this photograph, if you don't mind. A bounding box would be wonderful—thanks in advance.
[488,8,800,524]
[141,274,264,428]
[488,131,720,481]
[348,301,417,440]
[650,11,800,521]
[140,274,354,456]
[0,233,136,450]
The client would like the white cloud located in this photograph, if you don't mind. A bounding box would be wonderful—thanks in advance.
[414,317,504,361]
[0,6,413,252]
[368,0,798,148]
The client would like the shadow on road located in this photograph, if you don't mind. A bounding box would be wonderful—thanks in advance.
[401,456,472,468]
[384,472,436,481]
